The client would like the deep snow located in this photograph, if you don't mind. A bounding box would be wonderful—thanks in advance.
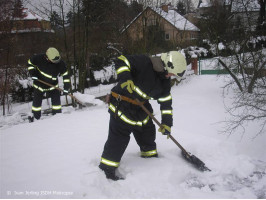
[0,75,266,199]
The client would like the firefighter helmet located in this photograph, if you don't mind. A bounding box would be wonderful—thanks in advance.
[46,47,61,63]
[161,51,187,77]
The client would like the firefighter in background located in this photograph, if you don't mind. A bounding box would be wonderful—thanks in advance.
[27,47,70,122]
[99,51,187,180]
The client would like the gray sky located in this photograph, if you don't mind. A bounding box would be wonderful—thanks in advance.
[24,0,72,18]
[24,0,201,18]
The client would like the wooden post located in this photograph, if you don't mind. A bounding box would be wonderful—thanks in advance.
[191,57,198,75]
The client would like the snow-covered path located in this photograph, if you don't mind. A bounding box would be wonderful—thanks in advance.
[1,75,265,198]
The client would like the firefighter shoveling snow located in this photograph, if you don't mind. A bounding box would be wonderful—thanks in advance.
[0,75,266,198]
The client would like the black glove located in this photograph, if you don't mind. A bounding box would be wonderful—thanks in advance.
[63,83,70,95]
[30,70,39,81]
[62,90,69,95]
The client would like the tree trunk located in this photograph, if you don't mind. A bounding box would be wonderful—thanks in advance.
[247,71,257,93]
[218,58,243,92]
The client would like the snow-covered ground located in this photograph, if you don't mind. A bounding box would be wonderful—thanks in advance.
[1,75,266,199]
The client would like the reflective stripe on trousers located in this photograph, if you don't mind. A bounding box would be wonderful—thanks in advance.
[141,149,157,157]
[100,157,120,168]
[109,103,149,126]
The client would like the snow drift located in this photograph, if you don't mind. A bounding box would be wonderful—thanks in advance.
[0,75,265,199]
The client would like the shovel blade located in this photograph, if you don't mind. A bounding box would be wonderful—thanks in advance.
[182,151,211,172]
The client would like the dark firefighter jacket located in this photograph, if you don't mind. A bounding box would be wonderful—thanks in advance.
[109,55,173,128]
[27,54,70,92]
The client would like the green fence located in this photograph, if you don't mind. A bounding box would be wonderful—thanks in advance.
[198,58,238,75]
[200,69,231,75]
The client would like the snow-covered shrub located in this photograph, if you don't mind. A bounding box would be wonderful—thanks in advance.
[183,46,211,60]
[92,63,117,85]
[10,69,34,103]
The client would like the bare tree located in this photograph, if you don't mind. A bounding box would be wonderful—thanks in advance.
[197,0,266,136]
[176,0,194,14]
[214,0,266,136]
[222,75,266,137]
[257,0,266,33]
[0,0,26,115]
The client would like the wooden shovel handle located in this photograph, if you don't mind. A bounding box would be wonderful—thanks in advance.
[36,79,84,106]
[135,98,189,155]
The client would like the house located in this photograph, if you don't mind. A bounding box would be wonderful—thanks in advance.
[188,0,261,32]
[185,0,231,27]
[0,8,55,67]
[230,0,260,32]
[9,8,54,33]
[121,5,200,48]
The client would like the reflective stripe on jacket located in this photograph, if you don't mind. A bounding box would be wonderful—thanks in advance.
[111,54,173,127]
[27,54,70,89]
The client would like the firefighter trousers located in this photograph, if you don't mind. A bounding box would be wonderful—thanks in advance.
[100,115,157,168]
[32,88,62,119]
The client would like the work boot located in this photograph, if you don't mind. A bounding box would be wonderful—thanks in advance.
[140,149,159,158]
[99,163,124,181]
[28,116,34,123]
[28,115,40,123]
[141,153,158,158]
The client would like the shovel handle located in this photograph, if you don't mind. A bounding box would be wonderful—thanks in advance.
[136,98,190,155]
[136,99,211,172]
[35,79,84,106]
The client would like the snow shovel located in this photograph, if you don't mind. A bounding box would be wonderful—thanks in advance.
[136,99,211,172]
[35,79,86,107]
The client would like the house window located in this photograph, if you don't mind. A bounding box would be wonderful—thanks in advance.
[147,19,157,26]
[165,33,170,40]
[190,32,197,40]
[142,18,146,26]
